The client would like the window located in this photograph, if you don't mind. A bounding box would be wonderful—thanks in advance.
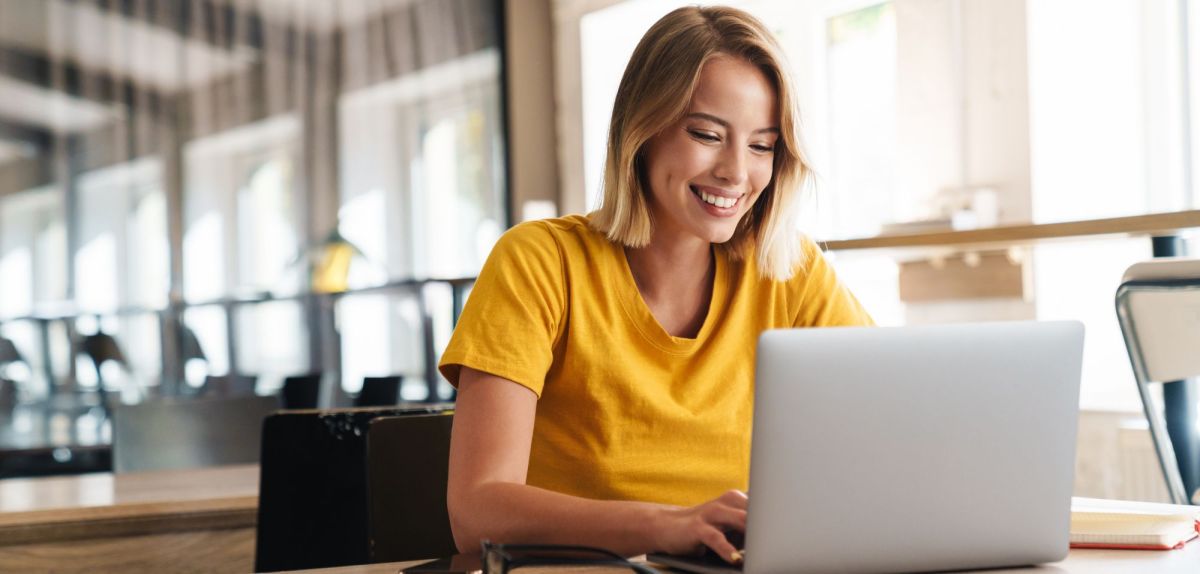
[337,48,506,395]
[183,116,307,386]
[824,3,897,238]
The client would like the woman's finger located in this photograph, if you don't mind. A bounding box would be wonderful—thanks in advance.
[699,526,742,565]
[702,505,748,531]
[719,489,749,509]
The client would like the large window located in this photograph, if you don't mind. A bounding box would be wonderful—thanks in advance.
[0,188,65,398]
[0,0,510,424]
[824,3,897,238]
[183,116,308,390]
[75,159,168,312]
[183,116,303,302]
[337,48,506,397]
[0,188,64,317]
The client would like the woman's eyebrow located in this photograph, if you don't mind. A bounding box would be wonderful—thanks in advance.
[686,112,780,134]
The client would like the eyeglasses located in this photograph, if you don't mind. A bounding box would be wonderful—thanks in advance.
[480,540,660,574]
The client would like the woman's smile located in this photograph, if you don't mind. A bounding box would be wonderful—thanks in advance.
[690,184,743,217]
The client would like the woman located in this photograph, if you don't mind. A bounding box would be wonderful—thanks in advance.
[439,5,872,564]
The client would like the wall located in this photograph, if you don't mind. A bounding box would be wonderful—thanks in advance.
[506,0,563,221]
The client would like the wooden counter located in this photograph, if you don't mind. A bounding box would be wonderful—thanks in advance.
[823,209,1200,251]
[0,464,258,573]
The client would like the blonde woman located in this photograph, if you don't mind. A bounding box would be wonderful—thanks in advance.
[439,5,872,563]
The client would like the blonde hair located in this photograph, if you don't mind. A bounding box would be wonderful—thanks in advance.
[589,5,812,281]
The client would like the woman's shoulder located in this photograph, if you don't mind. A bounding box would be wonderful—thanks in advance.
[496,213,611,257]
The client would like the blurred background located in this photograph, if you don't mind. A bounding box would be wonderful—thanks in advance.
[0,0,508,473]
[0,0,1196,503]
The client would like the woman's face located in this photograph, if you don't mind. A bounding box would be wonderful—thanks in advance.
[642,54,779,246]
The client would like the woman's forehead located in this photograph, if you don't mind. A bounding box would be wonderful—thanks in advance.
[686,55,779,130]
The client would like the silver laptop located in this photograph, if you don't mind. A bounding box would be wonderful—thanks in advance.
[653,321,1084,574]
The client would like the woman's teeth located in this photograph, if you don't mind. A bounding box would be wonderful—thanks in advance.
[695,188,738,209]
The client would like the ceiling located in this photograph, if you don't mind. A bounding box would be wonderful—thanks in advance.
[0,0,412,166]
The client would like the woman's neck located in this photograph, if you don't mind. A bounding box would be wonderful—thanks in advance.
[624,232,715,338]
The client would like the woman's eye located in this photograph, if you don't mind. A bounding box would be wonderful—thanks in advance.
[751,144,775,153]
[688,130,720,142]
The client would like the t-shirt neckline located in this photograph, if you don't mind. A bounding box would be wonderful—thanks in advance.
[610,238,727,354]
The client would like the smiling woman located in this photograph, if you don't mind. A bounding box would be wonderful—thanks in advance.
[437,5,873,566]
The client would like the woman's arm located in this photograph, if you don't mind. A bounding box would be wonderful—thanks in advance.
[447,366,748,561]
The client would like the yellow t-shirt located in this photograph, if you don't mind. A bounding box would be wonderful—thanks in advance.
[439,214,873,507]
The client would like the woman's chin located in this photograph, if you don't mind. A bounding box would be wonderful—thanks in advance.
[698,226,739,245]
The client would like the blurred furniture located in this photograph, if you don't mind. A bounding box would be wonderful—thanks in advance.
[202,373,259,397]
[0,463,257,572]
[77,332,133,407]
[1116,257,1200,505]
[0,444,111,479]
[0,337,26,411]
[365,413,456,562]
[355,375,403,407]
[112,395,280,473]
[254,405,450,572]
[281,373,322,409]
[178,323,206,366]
[0,337,24,368]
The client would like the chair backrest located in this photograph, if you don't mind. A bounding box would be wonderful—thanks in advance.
[0,335,25,364]
[281,373,322,409]
[1118,258,1200,382]
[112,395,280,473]
[254,404,452,572]
[81,332,127,367]
[203,373,259,397]
[366,413,457,562]
[1116,257,1200,505]
[355,375,403,407]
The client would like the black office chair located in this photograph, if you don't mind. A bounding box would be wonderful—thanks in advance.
[354,375,403,407]
[112,395,280,473]
[365,413,457,562]
[78,332,132,406]
[0,336,24,415]
[281,373,322,409]
[254,404,451,572]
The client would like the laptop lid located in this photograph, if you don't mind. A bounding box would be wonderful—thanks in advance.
[746,321,1083,574]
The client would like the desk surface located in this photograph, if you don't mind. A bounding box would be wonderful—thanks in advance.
[0,463,258,545]
[2,465,1194,573]
[287,543,1200,574]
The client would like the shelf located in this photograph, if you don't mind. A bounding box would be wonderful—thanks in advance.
[822,210,1200,251]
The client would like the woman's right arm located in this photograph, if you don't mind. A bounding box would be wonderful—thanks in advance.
[446,366,749,562]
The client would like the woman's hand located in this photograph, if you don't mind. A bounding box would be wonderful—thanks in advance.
[651,490,748,564]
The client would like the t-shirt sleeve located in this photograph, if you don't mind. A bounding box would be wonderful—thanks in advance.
[792,236,875,328]
[438,221,566,397]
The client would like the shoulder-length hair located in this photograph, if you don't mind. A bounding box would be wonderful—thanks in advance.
[589,5,812,281]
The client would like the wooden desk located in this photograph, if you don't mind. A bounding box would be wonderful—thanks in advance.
[287,542,1200,574]
[0,463,258,573]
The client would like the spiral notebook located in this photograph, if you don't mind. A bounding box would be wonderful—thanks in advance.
[1070,497,1200,550]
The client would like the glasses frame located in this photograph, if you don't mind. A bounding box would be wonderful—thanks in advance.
[479,540,660,574]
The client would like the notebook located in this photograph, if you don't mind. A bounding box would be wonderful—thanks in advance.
[1071,497,1200,550]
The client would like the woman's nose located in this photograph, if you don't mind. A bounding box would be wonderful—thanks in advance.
[713,146,748,186]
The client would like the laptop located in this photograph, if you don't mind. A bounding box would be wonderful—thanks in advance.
[650,321,1084,574]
